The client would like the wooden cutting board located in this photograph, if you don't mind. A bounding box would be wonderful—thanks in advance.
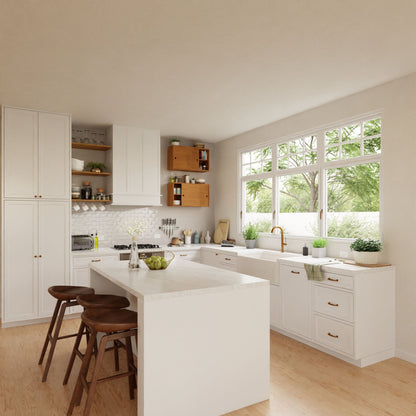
[336,259,392,268]
[214,219,230,244]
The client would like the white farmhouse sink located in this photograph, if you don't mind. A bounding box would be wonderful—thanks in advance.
[237,249,300,284]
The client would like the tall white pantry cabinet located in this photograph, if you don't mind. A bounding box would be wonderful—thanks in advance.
[1,106,71,326]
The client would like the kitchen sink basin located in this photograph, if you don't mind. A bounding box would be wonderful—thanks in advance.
[237,249,300,284]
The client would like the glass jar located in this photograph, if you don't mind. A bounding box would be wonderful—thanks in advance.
[72,186,81,199]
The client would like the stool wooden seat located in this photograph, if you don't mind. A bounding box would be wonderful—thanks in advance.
[63,294,131,385]
[67,309,138,416]
[76,293,130,310]
[38,285,95,382]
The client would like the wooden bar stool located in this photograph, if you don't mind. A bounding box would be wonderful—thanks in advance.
[38,285,95,382]
[67,309,138,416]
[63,294,130,385]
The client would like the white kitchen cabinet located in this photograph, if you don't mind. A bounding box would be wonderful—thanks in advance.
[107,125,160,206]
[2,200,70,324]
[38,201,70,317]
[3,200,38,322]
[270,284,282,328]
[175,250,200,262]
[280,264,311,339]
[200,248,237,271]
[2,106,70,200]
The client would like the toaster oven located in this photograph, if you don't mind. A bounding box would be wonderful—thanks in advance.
[72,235,94,251]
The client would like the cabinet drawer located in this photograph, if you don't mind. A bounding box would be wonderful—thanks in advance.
[73,255,118,269]
[281,264,307,280]
[176,251,200,262]
[313,286,354,322]
[218,253,237,267]
[319,272,353,290]
[314,315,354,355]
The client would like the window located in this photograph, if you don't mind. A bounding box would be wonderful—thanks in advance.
[240,115,381,239]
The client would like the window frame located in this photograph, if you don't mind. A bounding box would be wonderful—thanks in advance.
[238,112,383,241]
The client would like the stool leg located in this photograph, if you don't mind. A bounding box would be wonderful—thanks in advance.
[83,333,108,416]
[67,328,97,416]
[41,300,68,382]
[125,336,135,399]
[114,338,120,371]
[63,321,85,385]
[38,299,62,365]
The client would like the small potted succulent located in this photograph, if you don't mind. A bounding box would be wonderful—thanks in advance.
[170,138,181,146]
[86,162,106,173]
[243,223,259,249]
[350,238,382,265]
[312,238,327,258]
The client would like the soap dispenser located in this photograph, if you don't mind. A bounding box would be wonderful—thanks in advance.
[302,243,308,256]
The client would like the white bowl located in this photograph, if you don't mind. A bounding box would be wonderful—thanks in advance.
[72,158,84,171]
[196,179,206,184]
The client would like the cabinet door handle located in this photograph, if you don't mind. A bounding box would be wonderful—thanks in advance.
[39,195,42,198]
[290,270,300,274]
[180,254,188,257]
[34,255,38,258]
[91,259,101,262]
[328,302,339,307]
[39,255,42,258]
[328,277,339,282]
[225,258,231,261]
[328,332,339,338]
[215,253,219,256]
[34,195,38,198]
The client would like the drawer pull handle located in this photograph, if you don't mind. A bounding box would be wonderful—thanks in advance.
[328,332,339,338]
[328,302,339,307]
[215,253,219,256]
[291,270,300,274]
[180,254,188,257]
[34,255,38,258]
[328,277,339,282]
[91,259,101,262]
[225,258,231,261]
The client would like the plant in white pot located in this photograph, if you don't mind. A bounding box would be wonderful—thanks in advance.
[350,238,382,265]
[312,238,327,258]
[243,223,259,249]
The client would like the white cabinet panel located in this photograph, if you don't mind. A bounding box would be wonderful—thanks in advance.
[313,286,354,322]
[38,112,70,199]
[176,250,200,262]
[111,125,160,206]
[281,265,311,339]
[38,201,70,317]
[3,107,38,198]
[3,200,38,322]
[270,285,282,328]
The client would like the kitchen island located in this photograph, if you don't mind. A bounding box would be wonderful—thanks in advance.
[89,259,270,416]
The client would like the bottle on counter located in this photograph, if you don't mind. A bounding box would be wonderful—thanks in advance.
[193,231,200,244]
[303,243,309,256]
[94,231,99,250]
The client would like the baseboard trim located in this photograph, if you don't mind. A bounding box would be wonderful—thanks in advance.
[1,312,81,328]
[395,349,416,364]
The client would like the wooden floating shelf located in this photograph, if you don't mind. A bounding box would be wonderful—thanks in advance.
[72,142,112,151]
[72,171,112,176]
[72,199,111,203]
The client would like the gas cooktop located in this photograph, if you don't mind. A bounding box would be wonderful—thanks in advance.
[113,244,161,250]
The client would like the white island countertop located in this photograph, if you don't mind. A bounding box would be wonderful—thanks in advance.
[90,258,268,301]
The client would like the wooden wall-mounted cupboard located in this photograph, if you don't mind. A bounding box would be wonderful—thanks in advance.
[1,106,71,326]
[167,145,209,172]
[167,183,209,207]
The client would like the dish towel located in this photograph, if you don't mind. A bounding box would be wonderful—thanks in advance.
[304,261,341,281]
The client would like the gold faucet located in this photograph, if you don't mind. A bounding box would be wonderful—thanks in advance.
[270,226,287,252]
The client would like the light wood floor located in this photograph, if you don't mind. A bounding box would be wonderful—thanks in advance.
[1,319,416,415]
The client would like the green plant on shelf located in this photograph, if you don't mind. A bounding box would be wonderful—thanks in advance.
[85,162,106,173]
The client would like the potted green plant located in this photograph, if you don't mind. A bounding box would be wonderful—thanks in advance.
[243,223,259,249]
[170,138,181,146]
[350,238,382,265]
[85,162,106,173]
[312,238,327,258]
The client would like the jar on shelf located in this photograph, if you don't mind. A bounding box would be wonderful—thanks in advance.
[96,187,105,200]
[72,186,81,199]
[81,181,92,200]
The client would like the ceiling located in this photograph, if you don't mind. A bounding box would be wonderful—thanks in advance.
[1,0,416,142]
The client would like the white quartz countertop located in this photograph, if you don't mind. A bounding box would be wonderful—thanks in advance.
[280,256,394,275]
[90,258,268,300]
[72,243,247,258]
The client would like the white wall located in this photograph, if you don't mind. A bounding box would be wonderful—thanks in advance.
[214,73,416,362]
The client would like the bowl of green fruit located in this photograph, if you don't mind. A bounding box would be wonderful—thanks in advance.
[143,251,175,271]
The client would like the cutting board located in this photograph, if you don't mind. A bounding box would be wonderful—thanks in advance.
[214,219,230,244]
[336,259,392,268]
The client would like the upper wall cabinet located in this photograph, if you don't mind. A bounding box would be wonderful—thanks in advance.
[2,107,70,200]
[108,125,161,206]
[167,145,210,172]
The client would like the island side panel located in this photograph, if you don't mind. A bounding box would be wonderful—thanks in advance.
[142,284,270,416]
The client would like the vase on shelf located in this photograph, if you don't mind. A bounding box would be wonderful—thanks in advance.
[129,240,140,270]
